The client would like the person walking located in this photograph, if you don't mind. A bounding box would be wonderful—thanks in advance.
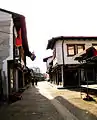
[35,77,38,86]
[32,78,34,86]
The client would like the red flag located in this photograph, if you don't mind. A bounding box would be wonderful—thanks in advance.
[16,28,22,47]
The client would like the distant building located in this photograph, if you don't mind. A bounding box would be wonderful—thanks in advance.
[43,56,53,73]
[31,67,40,73]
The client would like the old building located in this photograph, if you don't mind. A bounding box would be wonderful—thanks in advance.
[43,56,53,73]
[45,36,97,87]
[0,9,35,101]
[43,56,53,81]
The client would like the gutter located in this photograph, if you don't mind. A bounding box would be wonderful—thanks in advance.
[62,40,65,65]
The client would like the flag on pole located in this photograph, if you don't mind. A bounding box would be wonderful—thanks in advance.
[16,28,22,47]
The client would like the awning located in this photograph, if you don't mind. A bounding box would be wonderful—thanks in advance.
[74,46,97,62]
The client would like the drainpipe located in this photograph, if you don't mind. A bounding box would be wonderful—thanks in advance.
[62,40,65,87]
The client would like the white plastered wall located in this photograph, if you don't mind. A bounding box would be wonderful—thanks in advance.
[0,11,13,97]
[54,39,97,65]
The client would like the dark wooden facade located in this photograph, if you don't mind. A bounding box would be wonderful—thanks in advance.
[75,47,97,86]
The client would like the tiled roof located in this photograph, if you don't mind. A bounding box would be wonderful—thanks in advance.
[47,36,97,49]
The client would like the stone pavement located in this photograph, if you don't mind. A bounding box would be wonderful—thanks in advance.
[0,82,97,120]
[0,85,64,120]
[47,82,97,119]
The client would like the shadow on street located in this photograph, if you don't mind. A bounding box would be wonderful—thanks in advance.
[0,85,97,120]
[0,86,63,120]
[55,96,97,120]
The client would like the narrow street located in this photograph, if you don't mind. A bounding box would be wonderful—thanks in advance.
[0,81,97,120]
[0,4,97,120]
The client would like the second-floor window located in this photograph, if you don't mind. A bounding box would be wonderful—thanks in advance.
[67,45,75,56]
[67,44,85,56]
[77,45,85,54]
[15,47,19,57]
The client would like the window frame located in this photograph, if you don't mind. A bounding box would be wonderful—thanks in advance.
[67,44,76,56]
[67,44,85,57]
[76,44,85,54]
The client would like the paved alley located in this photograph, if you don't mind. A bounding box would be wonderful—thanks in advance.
[37,81,97,120]
[0,83,63,120]
[0,81,97,120]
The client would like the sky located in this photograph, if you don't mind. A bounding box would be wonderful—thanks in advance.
[0,0,97,73]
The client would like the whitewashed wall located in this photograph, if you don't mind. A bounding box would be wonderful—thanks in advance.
[0,11,13,97]
[53,39,97,66]
[55,41,62,65]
